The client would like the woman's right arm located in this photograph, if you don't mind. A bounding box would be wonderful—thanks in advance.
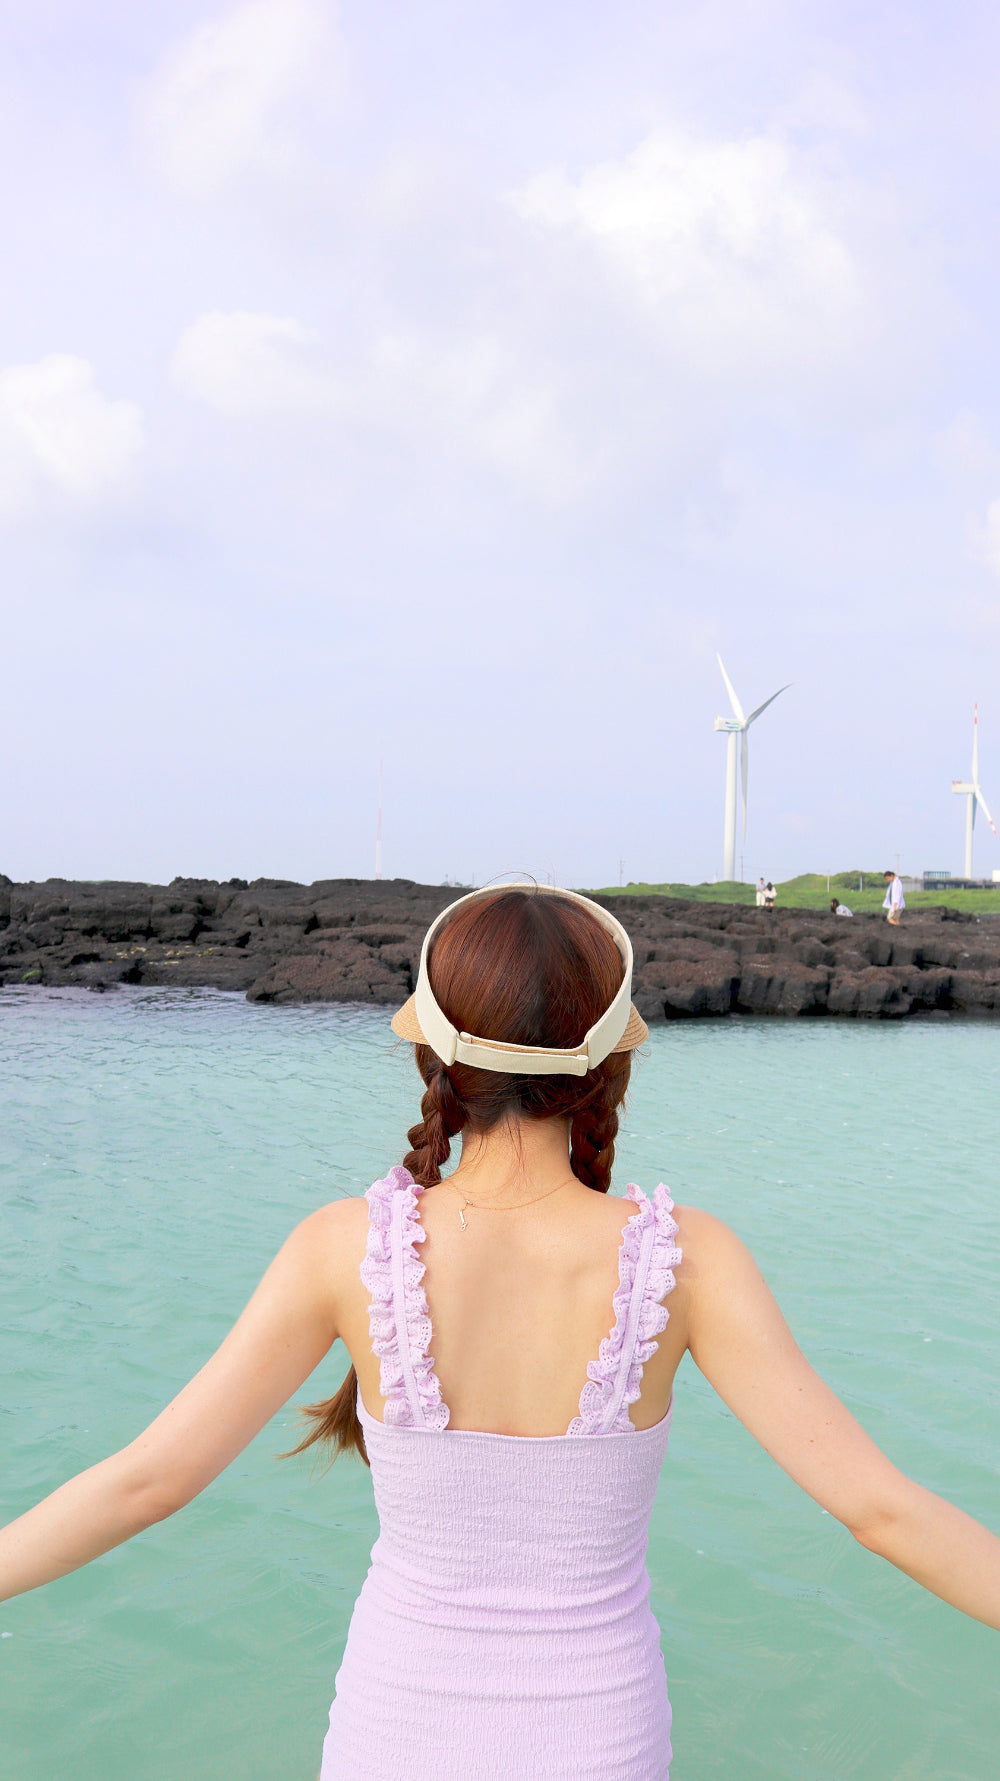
[0,1199,362,1603]
[675,1207,1000,1630]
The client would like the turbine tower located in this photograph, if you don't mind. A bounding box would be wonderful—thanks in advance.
[713,654,791,881]
[952,703,997,881]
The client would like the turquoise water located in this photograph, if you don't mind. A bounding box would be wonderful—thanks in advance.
[1,988,998,1781]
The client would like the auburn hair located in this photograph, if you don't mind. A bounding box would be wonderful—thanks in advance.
[287,888,633,1465]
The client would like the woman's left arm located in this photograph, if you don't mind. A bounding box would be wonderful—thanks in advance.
[675,1207,1000,1630]
[0,1201,356,1604]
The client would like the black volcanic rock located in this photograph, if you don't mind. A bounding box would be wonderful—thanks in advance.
[0,877,451,1005]
[1,879,998,1019]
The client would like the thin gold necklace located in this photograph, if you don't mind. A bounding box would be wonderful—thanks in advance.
[450,1178,568,1231]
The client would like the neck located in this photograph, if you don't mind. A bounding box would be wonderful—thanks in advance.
[447,1114,576,1206]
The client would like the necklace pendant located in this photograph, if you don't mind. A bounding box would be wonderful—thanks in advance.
[459,1204,468,1231]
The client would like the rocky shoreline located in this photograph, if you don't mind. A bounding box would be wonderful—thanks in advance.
[2,876,999,1020]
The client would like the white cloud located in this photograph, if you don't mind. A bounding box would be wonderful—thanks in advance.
[512,127,864,381]
[0,355,143,519]
[138,0,337,198]
[171,310,332,414]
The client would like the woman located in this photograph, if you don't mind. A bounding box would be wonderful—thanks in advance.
[1,884,998,1779]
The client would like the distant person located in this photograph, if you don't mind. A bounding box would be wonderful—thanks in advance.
[883,869,905,926]
[830,898,854,916]
[756,877,766,907]
[763,881,777,910]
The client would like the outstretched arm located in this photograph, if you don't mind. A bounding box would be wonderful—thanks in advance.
[0,1202,351,1604]
[677,1208,1000,1630]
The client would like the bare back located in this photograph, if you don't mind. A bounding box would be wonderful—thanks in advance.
[336,1173,688,1438]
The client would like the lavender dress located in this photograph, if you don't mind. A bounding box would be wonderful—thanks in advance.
[321,1166,682,1780]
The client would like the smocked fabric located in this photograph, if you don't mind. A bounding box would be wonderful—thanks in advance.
[322,1168,681,1780]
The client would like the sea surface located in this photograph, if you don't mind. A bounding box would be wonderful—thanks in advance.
[1,988,998,1781]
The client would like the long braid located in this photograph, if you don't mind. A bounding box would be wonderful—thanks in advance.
[403,1053,466,1186]
[569,1058,630,1194]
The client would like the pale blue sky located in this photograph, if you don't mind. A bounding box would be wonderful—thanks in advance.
[3,1,1000,888]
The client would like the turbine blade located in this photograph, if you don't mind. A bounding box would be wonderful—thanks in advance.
[741,730,749,842]
[716,654,745,725]
[973,703,979,781]
[746,683,792,726]
[975,788,998,835]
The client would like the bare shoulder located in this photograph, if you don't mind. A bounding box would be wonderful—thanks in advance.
[666,1205,765,1309]
[300,1195,369,1237]
[670,1204,750,1261]
[281,1195,369,1282]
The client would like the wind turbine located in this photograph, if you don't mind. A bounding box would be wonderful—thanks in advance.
[713,655,791,881]
[952,704,997,881]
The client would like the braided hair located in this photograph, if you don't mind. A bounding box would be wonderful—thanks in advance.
[403,1056,466,1186]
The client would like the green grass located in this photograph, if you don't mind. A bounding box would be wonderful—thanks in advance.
[592,871,1000,915]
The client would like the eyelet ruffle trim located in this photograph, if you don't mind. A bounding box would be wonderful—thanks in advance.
[360,1165,450,1431]
[567,1183,682,1437]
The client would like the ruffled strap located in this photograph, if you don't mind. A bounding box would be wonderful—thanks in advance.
[567,1183,682,1436]
[359,1165,449,1431]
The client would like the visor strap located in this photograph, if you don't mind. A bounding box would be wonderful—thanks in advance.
[412,883,634,1075]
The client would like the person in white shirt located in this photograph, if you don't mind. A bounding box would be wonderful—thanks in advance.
[830,899,853,917]
[763,882,777,911]
[883,870,905,926]
[756,877,766,908]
